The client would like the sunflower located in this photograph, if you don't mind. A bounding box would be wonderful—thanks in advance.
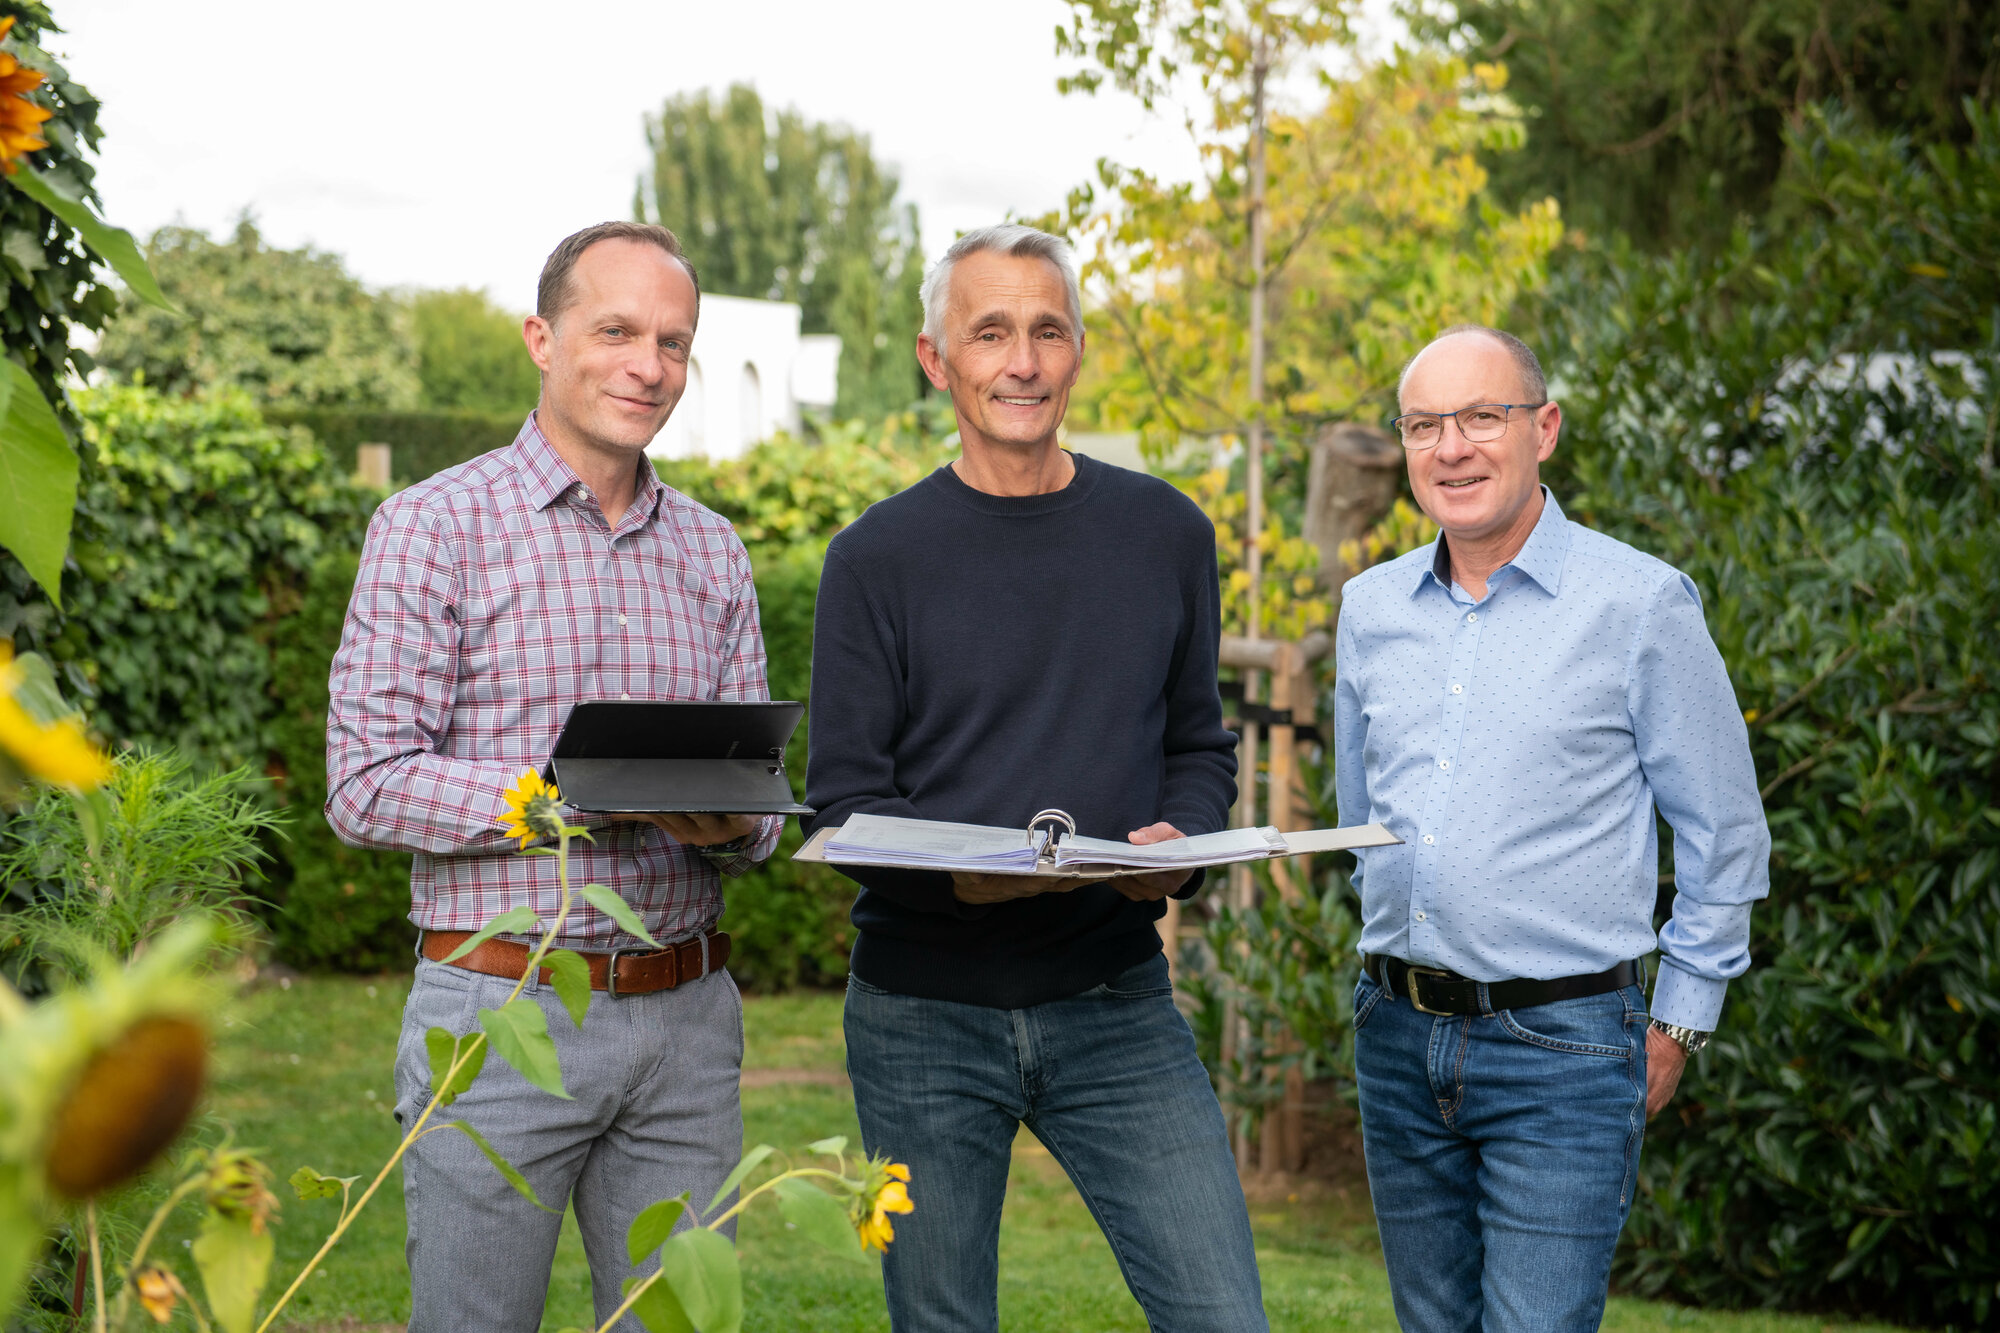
[0,643,113,793]
[853,1158,914,1253]
[0,919,231,1310]
[499,767,565,848]
[0,17,54,175]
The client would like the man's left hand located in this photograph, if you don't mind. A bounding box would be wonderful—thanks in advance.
[1645,1025,1688,1117]
[1107,823,1196,902]
[617,812,763,848]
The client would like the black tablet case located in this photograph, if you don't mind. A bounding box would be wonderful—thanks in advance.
[545,700,813,816]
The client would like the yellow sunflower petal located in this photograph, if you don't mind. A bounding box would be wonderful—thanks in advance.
[877,1180,913,1215]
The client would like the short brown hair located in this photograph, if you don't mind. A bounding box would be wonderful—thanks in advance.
[535,221,702,327]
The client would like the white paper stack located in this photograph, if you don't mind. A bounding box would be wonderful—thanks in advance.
[1052,825,1287,870]
[822,812,1045,873]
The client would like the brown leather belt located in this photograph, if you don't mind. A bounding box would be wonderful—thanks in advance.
[421,928,730,997]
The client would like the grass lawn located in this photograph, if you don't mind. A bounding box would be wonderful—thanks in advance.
[158,975,1906,1333]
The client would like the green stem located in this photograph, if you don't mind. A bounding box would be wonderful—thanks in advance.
[87,1203,107,1333]
[108,1174,204,1327]
[255,828,580,1333]
[590,1266,662,1333]
[702,1165,852,1231]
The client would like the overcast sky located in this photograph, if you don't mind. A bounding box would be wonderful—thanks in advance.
[55,0,1398,313]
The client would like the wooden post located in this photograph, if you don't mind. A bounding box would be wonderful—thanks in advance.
[356,442,392,491]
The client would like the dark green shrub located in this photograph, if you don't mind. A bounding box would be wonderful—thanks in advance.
[722,540,852,991]
[264,406,523,483]
[0,383,378,769]
[1533,108,2000,1330]
[262,549,413,971]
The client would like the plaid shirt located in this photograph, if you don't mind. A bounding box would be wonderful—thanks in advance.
[325,414,782,950]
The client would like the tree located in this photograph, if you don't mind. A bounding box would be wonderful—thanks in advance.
[409,287,538,414]
[1409,0,2000,251]
[95,218,419,410]
[633,84,925,421]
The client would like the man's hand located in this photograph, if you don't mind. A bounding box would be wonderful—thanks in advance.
[1645,1024,1689,1117]
[615,812,763,848]
[1106,823,1196,902]
[951,872,1072,905]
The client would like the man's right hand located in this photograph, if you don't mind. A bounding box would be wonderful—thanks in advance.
[951,872,1074,905]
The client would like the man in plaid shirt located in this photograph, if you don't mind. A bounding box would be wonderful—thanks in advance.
[326,221,779,1333]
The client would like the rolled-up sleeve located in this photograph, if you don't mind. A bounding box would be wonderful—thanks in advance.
[1629,572,1772,1029]
[324,498,521,855]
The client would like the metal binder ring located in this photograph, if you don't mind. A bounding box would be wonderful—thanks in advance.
[1027,809,1077,849]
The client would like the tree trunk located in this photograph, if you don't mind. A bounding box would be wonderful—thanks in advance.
[1302,422,1404,600]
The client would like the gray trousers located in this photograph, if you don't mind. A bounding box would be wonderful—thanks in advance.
[393,956,743,1333]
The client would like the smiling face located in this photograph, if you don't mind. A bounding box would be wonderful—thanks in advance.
[1399,331,1562,556]
[524,237,697,459]
[915,248,1081,455]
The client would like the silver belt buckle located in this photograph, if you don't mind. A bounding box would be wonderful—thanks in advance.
[605,946,655,1000]
[1405,966,1453,1016]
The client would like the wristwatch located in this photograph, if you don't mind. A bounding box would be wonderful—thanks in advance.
[1650,1020,1711,1056]
[697,836,753,863]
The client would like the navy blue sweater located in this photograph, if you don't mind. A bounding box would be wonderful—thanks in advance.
[802,453,1238,1008]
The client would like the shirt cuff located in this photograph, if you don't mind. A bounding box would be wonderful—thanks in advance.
[707,815,784,879]
[1650,958,1728,1030]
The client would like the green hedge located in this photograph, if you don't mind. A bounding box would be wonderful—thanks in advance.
[264,406,523,483]
[1535,108,2000,1330]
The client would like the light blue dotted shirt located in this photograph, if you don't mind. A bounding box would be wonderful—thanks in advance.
[1333,489,1770,1030]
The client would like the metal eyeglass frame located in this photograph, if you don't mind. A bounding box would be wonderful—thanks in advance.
[1390,402,1547,450]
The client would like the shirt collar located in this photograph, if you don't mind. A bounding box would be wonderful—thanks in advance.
[1412,486,1570,599]
[512,411,665,524]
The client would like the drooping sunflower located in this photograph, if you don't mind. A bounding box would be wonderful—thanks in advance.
[0,643,114,794]
[0,17,54,175]
[853,1157,914,1253]
[0,920,224,1310]
[499,767,565,848]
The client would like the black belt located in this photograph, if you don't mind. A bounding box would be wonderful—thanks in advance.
[1364,954,1638,1017]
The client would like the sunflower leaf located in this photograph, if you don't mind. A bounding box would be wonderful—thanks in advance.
[443,1119,556,1211]
[626,1193,688,1265]
[0,359,77,608]
[480,998,569,1099]
[13,168,179,313]
[660,1227,741,1333]
[543,949,592,1029]
[424,1027,488,1106]
[622,1274,694,1333]
[705,1144,776,1216]
[438,905,540,963]
[776,1175,867,1264]
[578,884,662,949]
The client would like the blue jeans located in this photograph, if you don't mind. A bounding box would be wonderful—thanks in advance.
[843,953,1268,1333]
[1352,974,1650,1333]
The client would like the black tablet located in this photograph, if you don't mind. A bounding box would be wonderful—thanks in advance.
[545,700,813,816]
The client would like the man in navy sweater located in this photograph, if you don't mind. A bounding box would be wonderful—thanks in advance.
[805,224,1265,1333]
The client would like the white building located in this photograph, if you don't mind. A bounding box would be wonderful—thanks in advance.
[647,293,841,461]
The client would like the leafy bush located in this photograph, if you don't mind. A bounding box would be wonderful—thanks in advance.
[1,383,378,769]
[1531,108,2000,1329]
[262,548,413,971]
[264,405,524,484]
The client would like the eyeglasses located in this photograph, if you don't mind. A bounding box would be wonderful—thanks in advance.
[1390,403,1546,450]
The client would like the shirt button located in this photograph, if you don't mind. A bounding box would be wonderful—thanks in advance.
[1414,911,1428,922]
[620,692,631,700]
[1422,834,1435,845]
[1451,683,1464,694]
[1438,758,1451,771]
[617,614,629,627]
[1466,611,1478,623]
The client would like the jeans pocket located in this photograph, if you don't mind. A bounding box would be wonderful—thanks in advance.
[1497,991,1632,1058]
[1352,975,1386,1031]
[846,974,896,998]
[1095,953,1173,999]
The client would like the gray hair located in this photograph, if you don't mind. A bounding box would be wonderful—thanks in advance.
[1397,324,1547,406]
[920,224,1083,348]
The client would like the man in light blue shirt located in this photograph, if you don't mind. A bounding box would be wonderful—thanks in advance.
[1334,324,1769,1333]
